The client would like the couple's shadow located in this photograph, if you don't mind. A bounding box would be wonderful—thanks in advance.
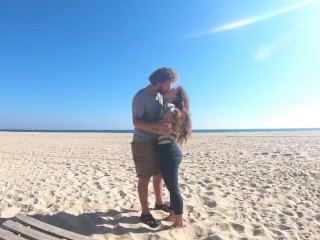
[0,209,171,237]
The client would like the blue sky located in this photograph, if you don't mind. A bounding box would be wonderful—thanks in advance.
[1,0,319,130]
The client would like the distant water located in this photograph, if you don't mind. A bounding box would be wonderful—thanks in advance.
[1,128,320,133]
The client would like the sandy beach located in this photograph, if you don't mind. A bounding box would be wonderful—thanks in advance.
[0,131,319,239]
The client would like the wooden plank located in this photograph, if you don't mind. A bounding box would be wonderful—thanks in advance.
[3,220,61,240]
[15,214,94,240]
[0,227,28,240]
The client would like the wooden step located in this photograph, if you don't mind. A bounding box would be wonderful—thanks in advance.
[0,227,27,240]
[3,220,60,240]
[0,214,96,240]
[15,214,94,240]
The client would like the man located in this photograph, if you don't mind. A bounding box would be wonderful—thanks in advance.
[131,67,179,228]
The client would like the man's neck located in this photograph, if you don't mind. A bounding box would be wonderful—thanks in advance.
[144,84,159,95]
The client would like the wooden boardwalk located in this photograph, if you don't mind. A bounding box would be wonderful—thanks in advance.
[0,213,95,240]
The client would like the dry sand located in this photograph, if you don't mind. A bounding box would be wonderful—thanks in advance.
[0,131,319,239]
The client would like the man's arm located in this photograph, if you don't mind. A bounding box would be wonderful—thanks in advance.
[133,117,172,136]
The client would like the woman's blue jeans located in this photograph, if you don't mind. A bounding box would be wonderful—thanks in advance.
[158,142,183,215]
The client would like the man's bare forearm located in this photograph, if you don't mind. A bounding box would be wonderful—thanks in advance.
[133,117,172,135]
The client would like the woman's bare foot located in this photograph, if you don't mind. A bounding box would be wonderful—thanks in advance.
[163,211,175,222]
[172,214,186,228]
[173,222,186,228]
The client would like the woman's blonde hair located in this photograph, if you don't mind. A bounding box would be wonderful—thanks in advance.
[171,87,192,146]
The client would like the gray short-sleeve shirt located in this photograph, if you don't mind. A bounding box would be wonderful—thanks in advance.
[132,89,163,141]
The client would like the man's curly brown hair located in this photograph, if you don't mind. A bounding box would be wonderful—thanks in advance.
[149,67,179,86]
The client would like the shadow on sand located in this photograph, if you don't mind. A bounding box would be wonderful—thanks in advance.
[0,209,171,238]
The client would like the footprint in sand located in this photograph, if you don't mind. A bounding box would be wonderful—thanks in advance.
[282,210,294,217]
[217,222,230,231]
[279,224,291,231]
[192,225,211,239]
[270,228,286,238]
[206,200,217,208]
[253,226,265,237]
[283,153,293,157]
[231,222,245,234]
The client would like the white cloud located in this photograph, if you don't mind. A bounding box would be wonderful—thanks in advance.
[203,0,316,35]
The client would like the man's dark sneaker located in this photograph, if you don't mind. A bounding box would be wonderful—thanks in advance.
[140,213,161,228]
[154,203,170,213]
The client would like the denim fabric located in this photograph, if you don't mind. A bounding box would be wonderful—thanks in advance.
[158,142,183,215]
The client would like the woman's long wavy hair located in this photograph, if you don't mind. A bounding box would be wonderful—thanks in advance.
[171,87,192,146]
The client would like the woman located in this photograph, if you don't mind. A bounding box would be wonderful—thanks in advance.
[158,86,192,228]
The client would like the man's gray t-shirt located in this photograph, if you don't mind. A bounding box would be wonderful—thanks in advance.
[132,89,163,142]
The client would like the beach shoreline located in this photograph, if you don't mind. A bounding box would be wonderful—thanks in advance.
[1,132,319,239]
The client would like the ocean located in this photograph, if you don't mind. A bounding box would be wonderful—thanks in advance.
[1,128,320,133]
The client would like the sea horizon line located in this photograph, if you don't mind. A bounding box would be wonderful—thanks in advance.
[1,128,320,133]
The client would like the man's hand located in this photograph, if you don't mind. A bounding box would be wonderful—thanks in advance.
[157,122,172,136]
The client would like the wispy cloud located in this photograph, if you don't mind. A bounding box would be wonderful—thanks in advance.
[202,0,316,35]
